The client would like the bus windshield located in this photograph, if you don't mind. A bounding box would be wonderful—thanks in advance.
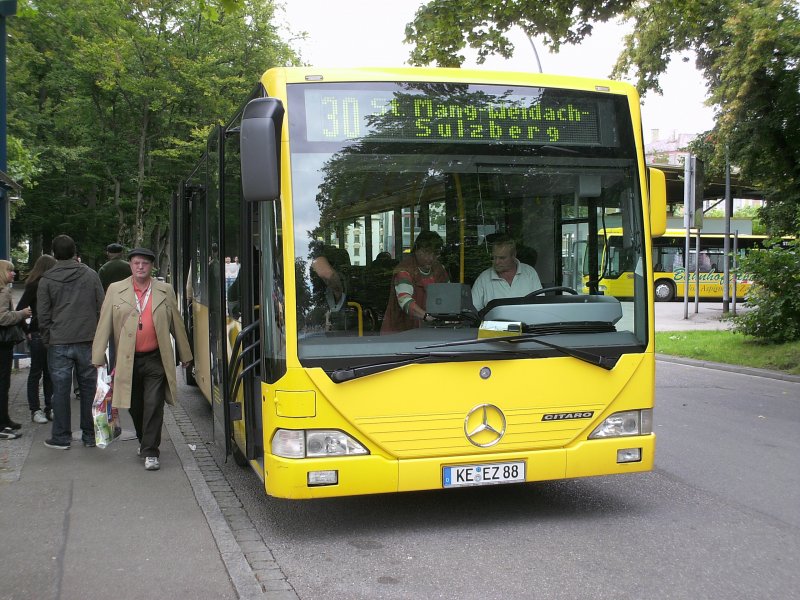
[287,81,647,373]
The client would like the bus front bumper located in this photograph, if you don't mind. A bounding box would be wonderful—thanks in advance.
[263,434,655,499]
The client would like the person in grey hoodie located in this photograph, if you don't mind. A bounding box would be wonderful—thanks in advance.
[38,235,105,450]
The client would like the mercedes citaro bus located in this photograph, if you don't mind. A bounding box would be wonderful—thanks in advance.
[172,67,666,499]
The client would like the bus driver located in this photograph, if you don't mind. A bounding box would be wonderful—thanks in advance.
[471,234,542,311]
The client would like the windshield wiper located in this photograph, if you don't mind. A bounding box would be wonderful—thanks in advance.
[329,352,458,383]
[418,334,619,370]
[523,321,616,335]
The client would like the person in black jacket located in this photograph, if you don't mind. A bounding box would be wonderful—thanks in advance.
[38,235,104,450]
[97,243,132,291]
[16,254,57,424]
[97,243,131,370]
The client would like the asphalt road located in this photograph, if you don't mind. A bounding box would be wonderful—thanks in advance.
[177,358,800,600]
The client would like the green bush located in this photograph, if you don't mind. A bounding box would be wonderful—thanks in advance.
[733,239,800,342]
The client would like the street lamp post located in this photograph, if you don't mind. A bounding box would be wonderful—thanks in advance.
[0,0,17,260]
[526,34,543,73]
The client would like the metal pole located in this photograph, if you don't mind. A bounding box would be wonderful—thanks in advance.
[0,12,8,259]
[694,230,700,313]
[732,231,739,314]
[722,145,731,313]
[683,156,692,320]
[526,35,543,73]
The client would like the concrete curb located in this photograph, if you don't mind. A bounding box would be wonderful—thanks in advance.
[164,402,299,600]
[164,406,266,599]
[656,353,800,383]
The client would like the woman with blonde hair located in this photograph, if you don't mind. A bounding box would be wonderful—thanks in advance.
[0,259,32,438]
[16,254,57,423]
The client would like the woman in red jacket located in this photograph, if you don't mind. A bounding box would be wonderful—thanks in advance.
[381,231,449,334]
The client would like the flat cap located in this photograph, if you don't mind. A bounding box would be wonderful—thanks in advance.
[128,247,156,261]
[106,243,124,253]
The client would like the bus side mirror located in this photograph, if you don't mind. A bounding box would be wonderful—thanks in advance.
[241,97,285,202]
[648,167,667,237]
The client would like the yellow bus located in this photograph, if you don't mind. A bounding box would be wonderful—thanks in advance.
[171,67,666,499]
[589,228,779,301]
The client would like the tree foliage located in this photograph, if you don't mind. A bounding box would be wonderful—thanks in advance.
[405,0,800,235]
[734,239,800,342]
[9,0,299,268]
[617,1,800,236]
[405,0,634,67]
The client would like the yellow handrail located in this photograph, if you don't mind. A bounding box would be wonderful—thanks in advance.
[347,301,363,336]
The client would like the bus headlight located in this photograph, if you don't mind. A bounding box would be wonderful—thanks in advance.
[306,430,368,457]
[589,409,653,439]
[271,429,369,458]
[271,429,304,458]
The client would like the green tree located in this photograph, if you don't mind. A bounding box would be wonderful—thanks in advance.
[405,0,800,235]
[405,0,633,67]
[8,0,298,268]
[733,239,800,342]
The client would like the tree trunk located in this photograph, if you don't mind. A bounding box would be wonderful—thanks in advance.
[135,107,150,247]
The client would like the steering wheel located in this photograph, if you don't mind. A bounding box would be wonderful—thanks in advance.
[522,286,578,299]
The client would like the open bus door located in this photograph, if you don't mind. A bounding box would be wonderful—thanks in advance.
[203,125,232,457]
[173,181,198,386]
[221,118,263,467]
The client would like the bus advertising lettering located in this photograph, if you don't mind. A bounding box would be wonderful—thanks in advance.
[672,268,753,285]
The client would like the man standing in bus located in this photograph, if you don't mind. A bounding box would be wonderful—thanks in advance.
[91,248,192,471]
[471,234,542,311]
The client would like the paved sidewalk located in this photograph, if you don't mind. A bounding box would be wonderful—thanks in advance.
[0,362,237,600]
[654,300,747,331]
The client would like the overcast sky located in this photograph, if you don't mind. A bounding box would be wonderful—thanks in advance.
[278,0,715,144]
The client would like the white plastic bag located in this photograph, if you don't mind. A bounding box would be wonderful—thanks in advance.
[92,367,117,449]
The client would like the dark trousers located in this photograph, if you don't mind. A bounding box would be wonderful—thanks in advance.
[0,342,14,425]
[129,351,166,458]
[108,338,117,372]
[27,333,53,412]
[48,343,96,445]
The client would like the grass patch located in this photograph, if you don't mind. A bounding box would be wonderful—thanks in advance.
[655,330,800,375]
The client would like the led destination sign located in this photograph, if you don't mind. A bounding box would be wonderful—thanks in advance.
[301,85,618,147]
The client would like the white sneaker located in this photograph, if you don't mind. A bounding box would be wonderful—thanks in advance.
[32,410,48,424]
[144,457,160,471]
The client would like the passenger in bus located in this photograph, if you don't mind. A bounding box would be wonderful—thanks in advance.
[471,234,542,311]
[698,251,712,272]
[363,252,397,321]
[673,251,713,273]
[311,252,347,312]
[307,246,357,333]
[371,251,397,270]
[380,231,449,334]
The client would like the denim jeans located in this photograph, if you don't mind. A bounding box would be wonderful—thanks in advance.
[48,343,96,445]
[27,333,53,412]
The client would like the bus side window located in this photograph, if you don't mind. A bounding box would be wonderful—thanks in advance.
[672,252,683,271]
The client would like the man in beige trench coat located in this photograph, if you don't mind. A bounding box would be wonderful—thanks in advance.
[92,248,192,471]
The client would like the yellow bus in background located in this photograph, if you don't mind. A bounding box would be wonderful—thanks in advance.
[172,67,666,499]
[589,228,781,301]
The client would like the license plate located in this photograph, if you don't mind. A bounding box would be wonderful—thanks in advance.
[443,461,526,488]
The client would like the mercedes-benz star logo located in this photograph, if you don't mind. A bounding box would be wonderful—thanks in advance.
[464,404,506,447]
